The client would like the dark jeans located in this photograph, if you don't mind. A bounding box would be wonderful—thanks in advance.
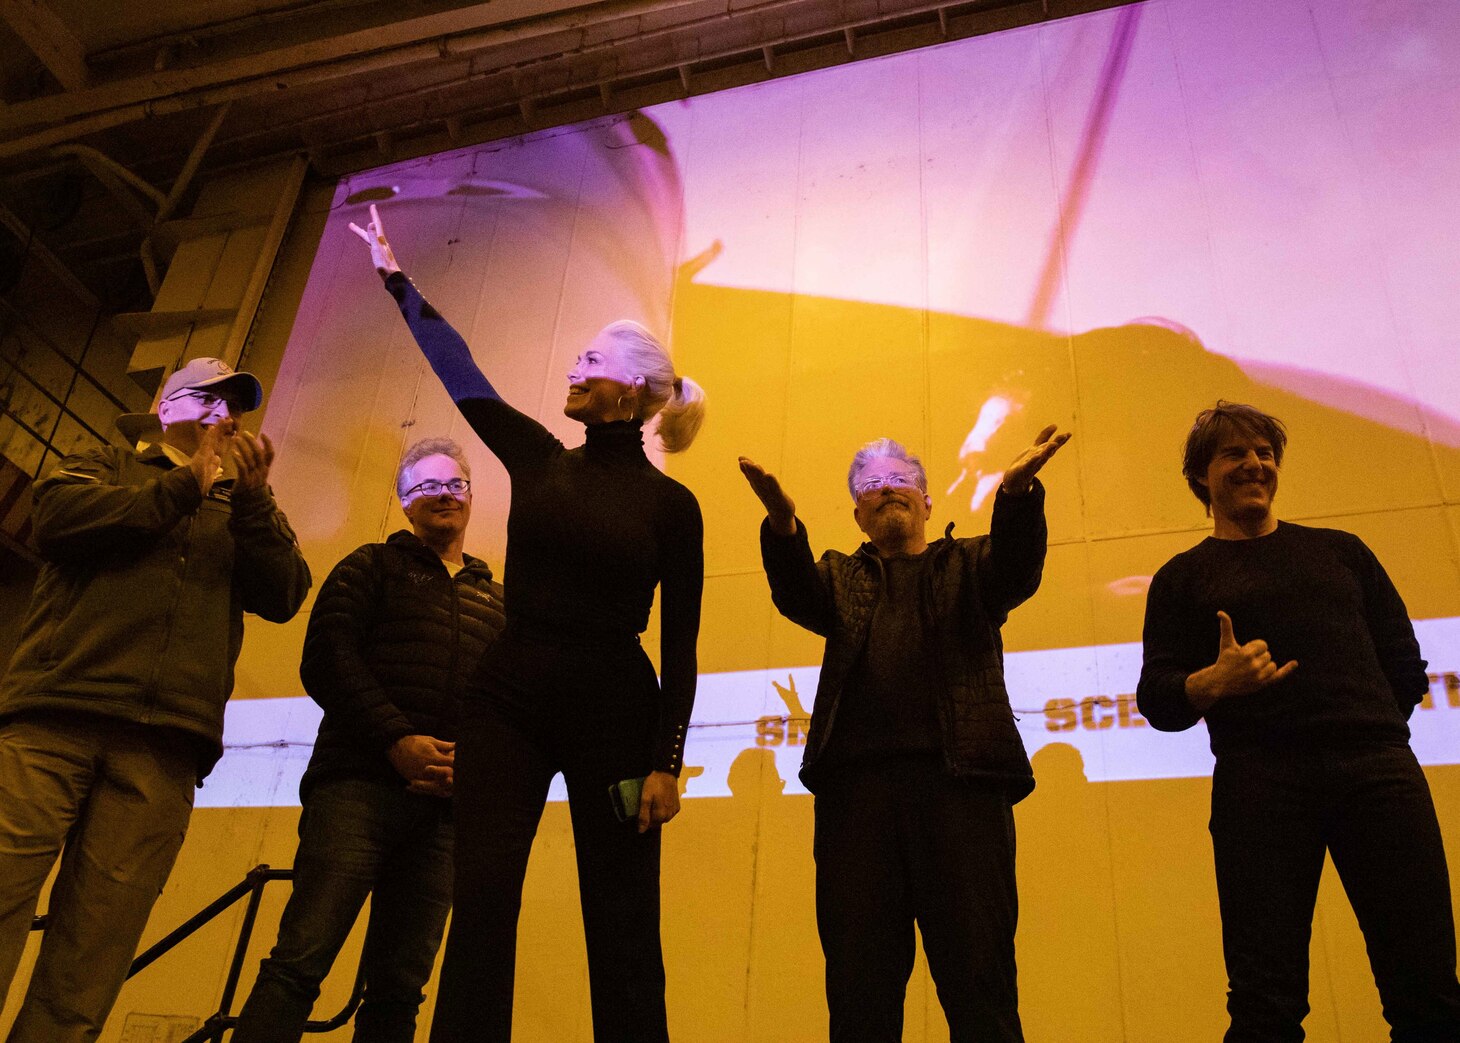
[233,777,454,1043]
[813,755,1024,1043]
[1210,741,1460,1043]
[430,631,667,1043]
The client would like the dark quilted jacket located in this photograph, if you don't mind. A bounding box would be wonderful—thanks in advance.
[299,529,504,799]
[760,481,1047,800]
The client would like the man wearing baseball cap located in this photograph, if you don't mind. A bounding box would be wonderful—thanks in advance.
[0,356,311,1041]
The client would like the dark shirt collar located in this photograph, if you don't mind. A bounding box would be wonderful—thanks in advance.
[386,528,493,579]
[855,523,956,562]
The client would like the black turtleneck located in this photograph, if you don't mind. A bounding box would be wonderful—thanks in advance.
[385,271,704,775]
[1137,520,1427,756]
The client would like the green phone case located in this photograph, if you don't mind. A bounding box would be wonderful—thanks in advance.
[608,776,645,822]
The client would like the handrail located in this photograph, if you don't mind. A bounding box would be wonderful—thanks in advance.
[30,863,367,1040]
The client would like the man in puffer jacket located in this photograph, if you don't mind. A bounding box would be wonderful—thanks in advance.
[0,356,311,1043]
[233,437,503,1043]
[739,424,1068,1043]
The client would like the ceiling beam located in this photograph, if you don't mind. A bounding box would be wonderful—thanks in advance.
[0,0,89,90]
[0,0,663,134]
[0,0,1138,166]
[0,202,99,309]
[0,0,733,166]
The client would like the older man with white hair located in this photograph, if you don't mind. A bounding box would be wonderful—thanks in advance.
[740,425,1067,1043]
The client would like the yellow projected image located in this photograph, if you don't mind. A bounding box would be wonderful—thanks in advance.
[158,1,1460,1041]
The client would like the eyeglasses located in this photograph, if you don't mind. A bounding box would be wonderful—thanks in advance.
[166,389,242,414]
[404,478,471,499]
[854,472,923,498]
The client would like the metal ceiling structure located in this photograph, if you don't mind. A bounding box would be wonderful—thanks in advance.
[0,0,1137,308]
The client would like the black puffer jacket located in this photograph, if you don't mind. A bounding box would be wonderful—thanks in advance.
[299,529,504,799]
[760,481,1047,800]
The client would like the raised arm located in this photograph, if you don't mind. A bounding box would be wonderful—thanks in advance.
[740,457,834,636]
[976,481,1047,622]
[349,204,557,472]
[999,423,1070,497]
[976,424,1068,620]
[350,204,500,404]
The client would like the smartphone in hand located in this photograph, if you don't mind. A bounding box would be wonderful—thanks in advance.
[608,776,646,822]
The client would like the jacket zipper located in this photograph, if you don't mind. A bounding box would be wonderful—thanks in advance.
[145,506,193,722]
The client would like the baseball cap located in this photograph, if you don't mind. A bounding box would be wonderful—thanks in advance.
[116,358,264,442]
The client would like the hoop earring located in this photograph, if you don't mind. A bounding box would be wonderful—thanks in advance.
[615,394,636,422]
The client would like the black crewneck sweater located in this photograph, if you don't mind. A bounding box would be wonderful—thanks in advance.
[385,271,704,775]
[1137,520,1427,757]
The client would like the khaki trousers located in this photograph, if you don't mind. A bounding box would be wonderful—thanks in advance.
[0,712,195,1043]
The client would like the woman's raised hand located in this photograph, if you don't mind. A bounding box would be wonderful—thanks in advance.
[347,202,402,275]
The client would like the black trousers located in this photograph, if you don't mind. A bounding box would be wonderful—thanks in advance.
[1210,741,1460,1043]
[813,755,1024,1043]
[429,631,667,1043]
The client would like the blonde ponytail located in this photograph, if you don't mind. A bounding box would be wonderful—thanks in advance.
[656,374,705,453]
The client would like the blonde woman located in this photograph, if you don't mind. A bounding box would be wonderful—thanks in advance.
[352,206,704,1042]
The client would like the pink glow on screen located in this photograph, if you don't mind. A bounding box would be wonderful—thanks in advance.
[248,0,1460,809]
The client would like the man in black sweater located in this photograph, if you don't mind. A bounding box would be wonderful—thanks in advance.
[233,437,504,1043]
[1138,401,1460,1042]
[740,424,1067,1043]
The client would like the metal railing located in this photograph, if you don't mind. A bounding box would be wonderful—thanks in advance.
[31,863,366,1041]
